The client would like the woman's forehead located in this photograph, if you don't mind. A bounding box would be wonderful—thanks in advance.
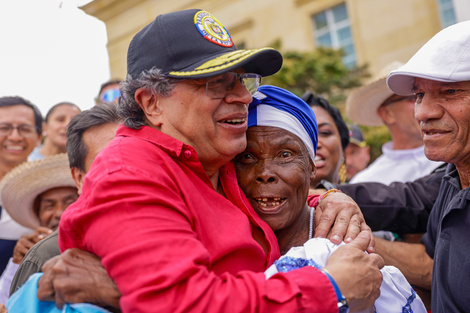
[246,126,306,148]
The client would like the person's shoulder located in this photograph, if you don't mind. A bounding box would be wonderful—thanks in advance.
[24,231,60,263]
[348,156,386,183]
[10,232,60,296]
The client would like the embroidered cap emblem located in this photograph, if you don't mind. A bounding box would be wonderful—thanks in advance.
[194,11,233,47]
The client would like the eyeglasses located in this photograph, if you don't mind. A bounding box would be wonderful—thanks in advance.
[0,123,37,137]
[203,72,262,99]
[101,88,121,103]
[382,95,416,106]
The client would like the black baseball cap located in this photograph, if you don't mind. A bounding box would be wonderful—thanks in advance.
[127,9,283,79]
[348,124,367,148]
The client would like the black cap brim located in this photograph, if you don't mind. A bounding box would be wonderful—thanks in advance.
[168,48,283,79]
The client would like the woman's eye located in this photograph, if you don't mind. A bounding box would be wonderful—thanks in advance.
[319,131,333,136]
[236,153,255,164]
[243,153,253,159]
[280,151,292,158]
[446,89,456,94]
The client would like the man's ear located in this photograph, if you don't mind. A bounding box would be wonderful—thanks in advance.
[71,167,85,195]
[135,87,163,126]
[37,122,45,146]
[309,159,316,182]
[377,105,395,125]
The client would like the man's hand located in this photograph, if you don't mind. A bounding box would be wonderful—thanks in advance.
[314,192,376,253]
[12,227,53,264]
[324,231,384,313]
[37,248,121,310]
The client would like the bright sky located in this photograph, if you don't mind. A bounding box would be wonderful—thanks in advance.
[0,0,110,116]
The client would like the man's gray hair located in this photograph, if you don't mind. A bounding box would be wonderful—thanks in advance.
[118,67,178,129]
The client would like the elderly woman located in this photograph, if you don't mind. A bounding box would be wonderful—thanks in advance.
[235,85,426,312]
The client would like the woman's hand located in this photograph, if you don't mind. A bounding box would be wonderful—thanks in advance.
[12,227,53,264]
[314,192,375,253]
[0,304,7,313]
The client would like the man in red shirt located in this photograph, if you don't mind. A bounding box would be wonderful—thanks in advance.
[37,9,383,313]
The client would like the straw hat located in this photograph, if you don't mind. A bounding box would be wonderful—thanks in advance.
[346,61,404,126]
[0,153,76,229]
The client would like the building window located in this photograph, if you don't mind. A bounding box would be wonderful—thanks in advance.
[312,3,356,68]
[437,0,456,28]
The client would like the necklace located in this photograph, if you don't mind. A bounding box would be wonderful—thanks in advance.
[308,206,314,240]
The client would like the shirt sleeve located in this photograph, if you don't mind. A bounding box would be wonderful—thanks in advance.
[337,166,445,233]
[60,169,338,313]
[0,258,19,304]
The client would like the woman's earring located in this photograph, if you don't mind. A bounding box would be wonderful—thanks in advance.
[338,158,347,184]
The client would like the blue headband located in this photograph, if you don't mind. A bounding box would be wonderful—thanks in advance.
[248,85,318,161]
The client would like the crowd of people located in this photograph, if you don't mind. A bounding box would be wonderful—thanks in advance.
[0,7,469,313]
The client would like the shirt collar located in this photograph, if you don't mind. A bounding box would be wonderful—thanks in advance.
[116,124,195,158]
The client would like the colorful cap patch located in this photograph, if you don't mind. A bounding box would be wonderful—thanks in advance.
[194,11,233,47]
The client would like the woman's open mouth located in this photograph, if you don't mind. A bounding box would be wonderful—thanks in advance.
[252,197,287,214]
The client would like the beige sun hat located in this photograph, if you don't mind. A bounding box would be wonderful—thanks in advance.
[346,61,404,126]
[0,153,76,229]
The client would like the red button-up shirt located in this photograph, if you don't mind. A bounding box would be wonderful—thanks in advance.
[59,125,337,313]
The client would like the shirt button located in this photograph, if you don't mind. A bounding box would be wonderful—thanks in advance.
[184,150,192,158]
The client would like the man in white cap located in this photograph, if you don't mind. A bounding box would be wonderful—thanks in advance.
[372,20,470,312]
[346,62,443,185]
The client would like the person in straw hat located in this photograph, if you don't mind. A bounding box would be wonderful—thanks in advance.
[0,153,78,305]
[346,62,443,185]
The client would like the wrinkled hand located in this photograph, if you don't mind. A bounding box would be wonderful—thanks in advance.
[37,248,121,310]
[324,231,384,313]
[314,192,375,253]
[12,227,53,264]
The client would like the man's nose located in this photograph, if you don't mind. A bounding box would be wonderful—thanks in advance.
[414,95,444,122]
[225,79,253,105]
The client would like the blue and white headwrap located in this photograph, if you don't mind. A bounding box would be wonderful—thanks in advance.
[248,85,318,162]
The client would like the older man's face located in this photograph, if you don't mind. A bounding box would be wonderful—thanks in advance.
[414,78,470,168]
[157,70,253,171]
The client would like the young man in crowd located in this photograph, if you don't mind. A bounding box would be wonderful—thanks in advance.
[0,97,42,273]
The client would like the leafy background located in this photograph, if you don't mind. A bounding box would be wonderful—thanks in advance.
[262,41,391,162]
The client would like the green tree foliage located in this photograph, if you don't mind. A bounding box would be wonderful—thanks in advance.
[262,41,387,162]
[262,41,369,110]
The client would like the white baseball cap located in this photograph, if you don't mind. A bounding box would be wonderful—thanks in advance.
[387,20,470,95]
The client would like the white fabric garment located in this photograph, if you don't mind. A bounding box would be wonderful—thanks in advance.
[0,258,19,305]
[265,238,426,313]
[0,210,33,240]
[350,142,444,184]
